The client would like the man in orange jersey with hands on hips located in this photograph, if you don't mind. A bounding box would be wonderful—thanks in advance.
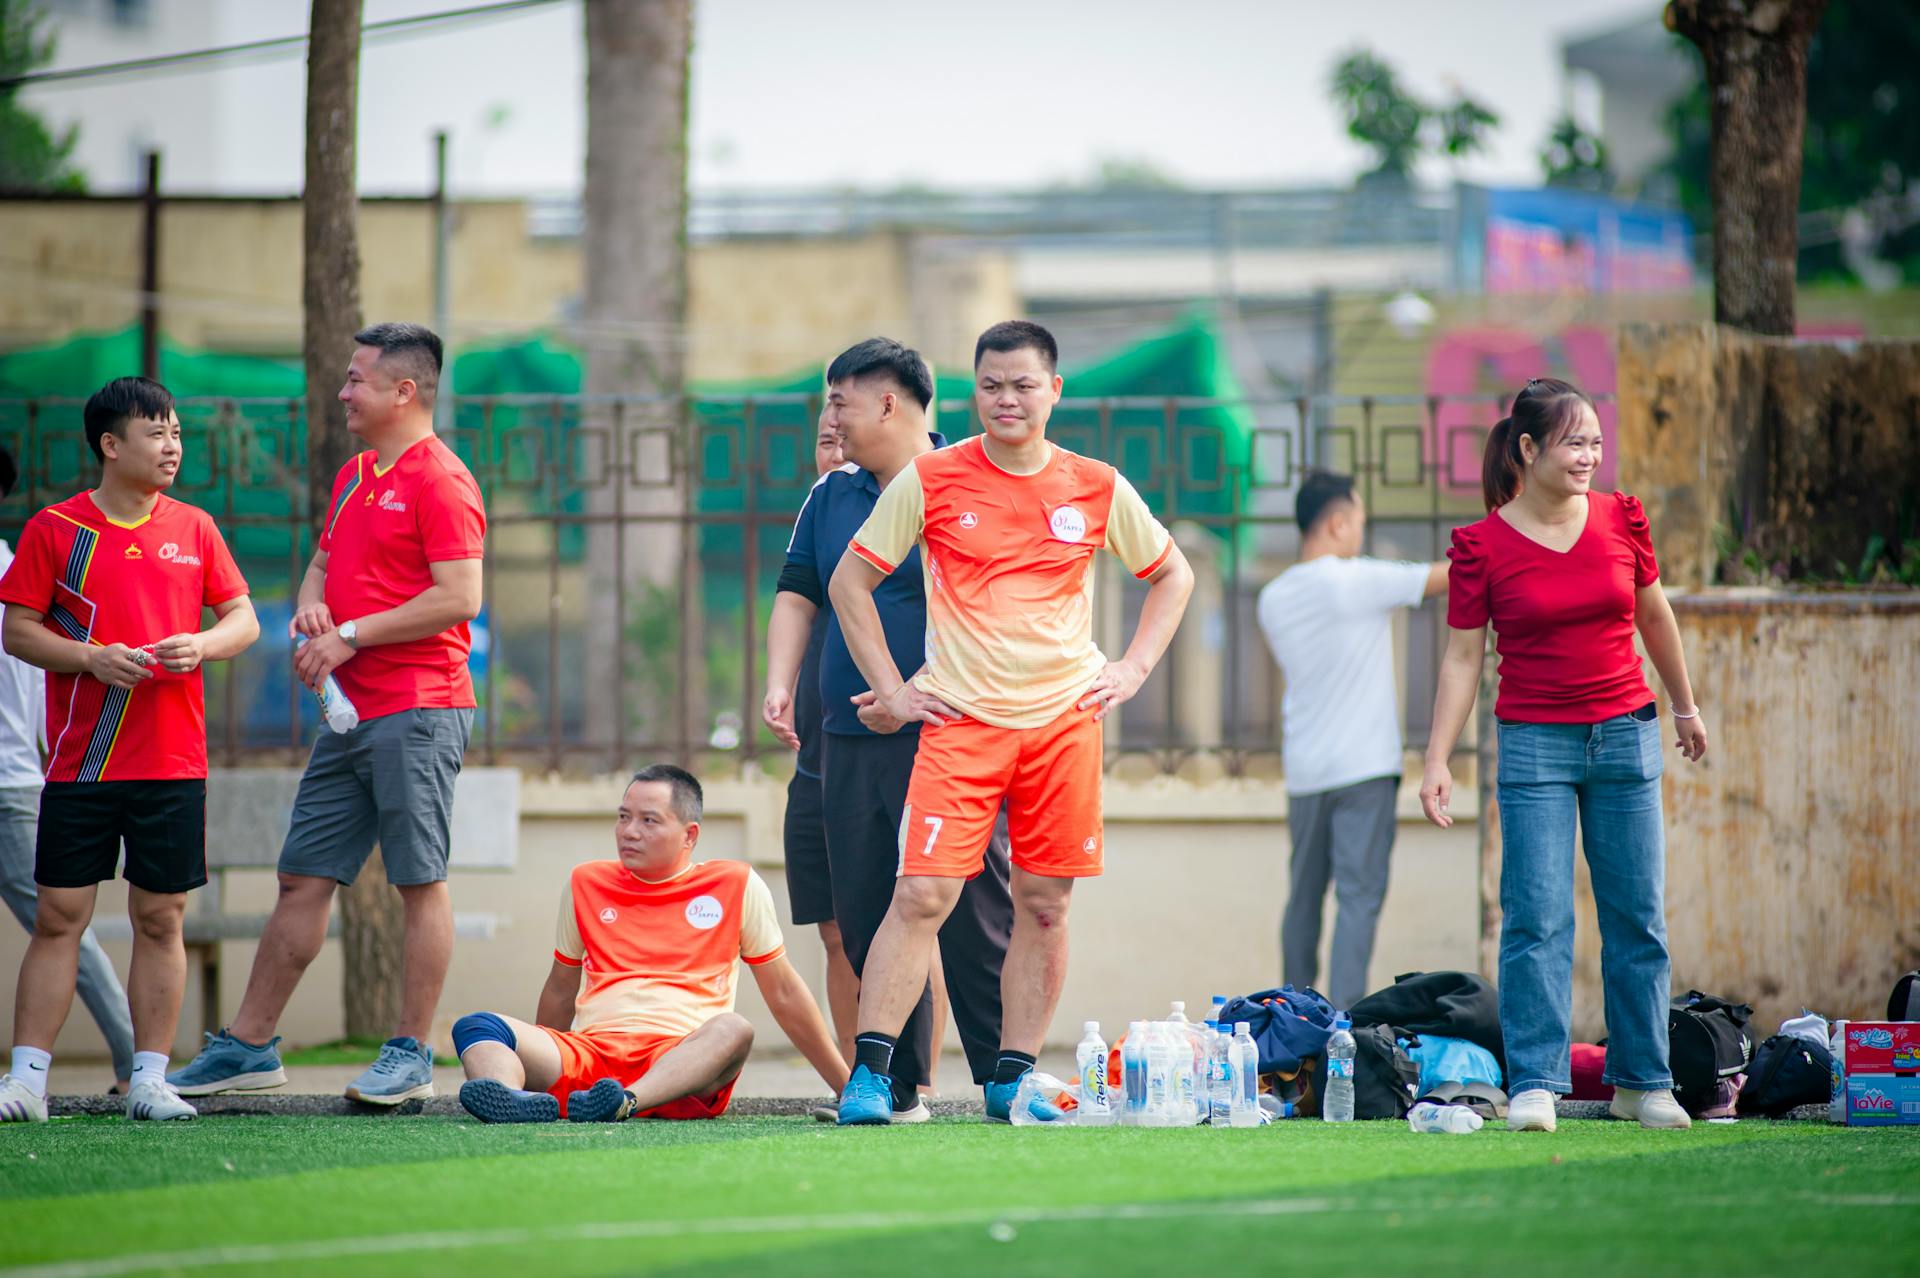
[829,320,1194,1125]
[452,765,849,1123]
[0,376,258,1124]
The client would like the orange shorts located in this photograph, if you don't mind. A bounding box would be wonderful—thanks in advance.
[901,702,1104,879]
[538,1024,736,1120]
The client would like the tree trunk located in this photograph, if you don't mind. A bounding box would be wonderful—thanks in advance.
[303,0,401,1040]
[1667,0,1830,336]
[582,0,695,764]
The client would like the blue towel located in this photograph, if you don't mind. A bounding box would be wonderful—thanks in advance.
[1403,1034,1502,1093]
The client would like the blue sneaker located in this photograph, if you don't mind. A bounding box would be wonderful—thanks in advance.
[984,1075,1069,1125]
[835,1064,895,1126]
[459,1078,559,1124]
[167,1030,287,1096]
[566,1077,638,1123]
[983,1077,1020,1123]
[344,1037,434,1106]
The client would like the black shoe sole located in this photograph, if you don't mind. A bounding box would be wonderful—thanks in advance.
[566,1078,636,1123]
[459,1078,559,1124]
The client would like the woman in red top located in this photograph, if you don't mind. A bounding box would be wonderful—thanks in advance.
[1420,378,1708,1134]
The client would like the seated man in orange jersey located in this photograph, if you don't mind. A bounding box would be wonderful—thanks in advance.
[453,764,849,1122]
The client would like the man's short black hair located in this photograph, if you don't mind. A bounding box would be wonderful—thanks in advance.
[83,376,175,463]
[627,763,703,826]
[974,320,1058,373]
[0,443,16,501]
[1295,470,1357,534]
[353,321,443,407]
[825,338,933,410]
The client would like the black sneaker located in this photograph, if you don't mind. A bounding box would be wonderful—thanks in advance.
[459,1078,559,1124]
[566,1077,638,1123]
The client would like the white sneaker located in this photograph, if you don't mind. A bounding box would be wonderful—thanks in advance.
[1610,1087,1692,1129]
[127,1078,198,1122]
[1506,1088,1558,1132]
[890,1098,932,1124]
[0,1074,48,1123]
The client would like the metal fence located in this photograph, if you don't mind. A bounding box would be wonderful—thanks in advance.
[0,391,1608,775]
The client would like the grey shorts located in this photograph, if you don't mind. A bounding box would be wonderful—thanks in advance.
[278,708,473,887]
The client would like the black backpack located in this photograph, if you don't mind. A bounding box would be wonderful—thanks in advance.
[1737,1033,1832,1118]
[1669,991,1755,1113]
[1890,971,1920,1022]
[1292,1025,1422,1119]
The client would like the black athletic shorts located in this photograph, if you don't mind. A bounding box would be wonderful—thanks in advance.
[35,780,208,894]
[783,767,834,926]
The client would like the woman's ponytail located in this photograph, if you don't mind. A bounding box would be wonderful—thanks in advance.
[1481,415,1523,511]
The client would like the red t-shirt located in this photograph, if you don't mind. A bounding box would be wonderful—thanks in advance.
[318,436,486,721]
[1446,491,1659,724]
[0,492,247,781]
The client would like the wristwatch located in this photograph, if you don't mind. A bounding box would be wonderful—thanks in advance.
[338,620,359,650]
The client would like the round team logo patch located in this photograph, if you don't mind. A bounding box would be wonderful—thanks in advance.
[598,907,618,924]
[1049,506,1087,543]
[685,895,725,930]
[959,511,979,529]
[1083,836,1098,855]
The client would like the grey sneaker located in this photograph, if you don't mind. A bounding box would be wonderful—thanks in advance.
[344,1037,434,1105]
[167,1030,287,1096]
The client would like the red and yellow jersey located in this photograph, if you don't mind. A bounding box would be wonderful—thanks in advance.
[0,491,247,781]
[553,857,785,1039]
[318,437,486,721]
[849,436,1172,729]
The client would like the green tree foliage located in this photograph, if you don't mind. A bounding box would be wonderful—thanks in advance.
[1329,50,1500,181]
[1663,0,1920,282]
[1539,113,1613,191]
[0,0,84,192]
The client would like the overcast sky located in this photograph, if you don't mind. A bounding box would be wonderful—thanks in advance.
[29,0,1672,194]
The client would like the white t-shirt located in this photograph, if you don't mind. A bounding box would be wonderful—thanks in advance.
[1257,554,1429,796]
[0,541,45,790]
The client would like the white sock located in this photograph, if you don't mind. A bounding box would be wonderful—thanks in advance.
[11,1046,52,1099]
[129,1051,169,1090]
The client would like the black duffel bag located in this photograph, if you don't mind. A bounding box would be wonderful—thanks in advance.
[1669,991,1755,1114]
[1737,1033,1832,1117]
[1353,1024,1423,1119]
[1349,970,1505,1075]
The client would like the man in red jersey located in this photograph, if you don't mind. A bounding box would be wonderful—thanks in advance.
[171,323,485,1106]
[0,377,258,1124]
[452,765,849,1123]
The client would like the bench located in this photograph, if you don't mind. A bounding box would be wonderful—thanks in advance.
[93,766,519,1034]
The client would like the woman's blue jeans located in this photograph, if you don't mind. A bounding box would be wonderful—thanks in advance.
[1496,707,1673,1095]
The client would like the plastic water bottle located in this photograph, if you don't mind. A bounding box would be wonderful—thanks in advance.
[1122,1021,1149,1125]
[1209,995,1227,1028]
[1829,1019,1847,1124]
[1228,1021,1260,1128]
[1407,1101,1483,1134]
[1323,1015,1356,1123]
[1144,1022,1176,1127]
[293,633,360,733]
[1166,1003,1203,1124]
[1075,1021,1113,1126]
[1008,1071,1073,1126]
[1207,1025,1232,1125]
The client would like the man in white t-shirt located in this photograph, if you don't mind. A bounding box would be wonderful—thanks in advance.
[0,445,137,1093]
[1256,471,1446,1009]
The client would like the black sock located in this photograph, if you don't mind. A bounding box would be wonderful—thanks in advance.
[993,1051,1037,1086]
[853,1032,896,1079]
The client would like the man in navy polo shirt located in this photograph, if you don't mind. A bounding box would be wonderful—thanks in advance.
[763,338,1012,1120]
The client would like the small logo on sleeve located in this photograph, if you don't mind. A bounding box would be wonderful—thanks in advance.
[598,907,618,924]
[685,895,725,929]
[1049,506,1087,542]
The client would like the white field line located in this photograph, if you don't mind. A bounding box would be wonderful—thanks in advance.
[2,1191,1913,1278]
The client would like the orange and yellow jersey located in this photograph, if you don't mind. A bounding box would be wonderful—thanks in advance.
[0,491,247,781]
[553,857,785,1039]
[848,436,1172,730]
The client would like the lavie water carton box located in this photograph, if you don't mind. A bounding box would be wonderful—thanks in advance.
[1842,1074,1920,1127]
[1834,1022,1920,1074]
[1829,1021,1920,1126]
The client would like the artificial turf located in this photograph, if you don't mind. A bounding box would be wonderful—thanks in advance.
[0,1115,1914,1277]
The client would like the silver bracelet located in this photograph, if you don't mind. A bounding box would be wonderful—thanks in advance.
[1671,706,1701,720]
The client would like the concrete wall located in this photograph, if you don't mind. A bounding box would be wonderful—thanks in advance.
[0,198,1017,379]
[0,773,1480,1065]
